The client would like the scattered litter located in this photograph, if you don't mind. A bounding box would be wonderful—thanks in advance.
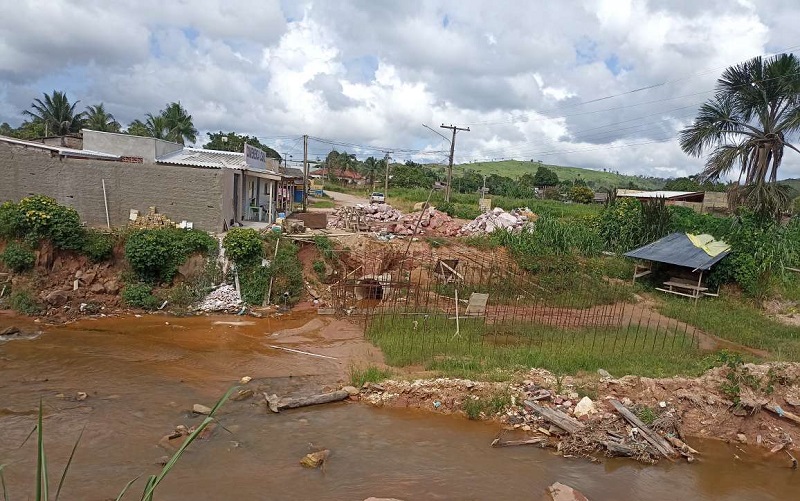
[196,285,242,313]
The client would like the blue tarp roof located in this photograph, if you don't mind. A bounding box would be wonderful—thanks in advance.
[623,232,730,271]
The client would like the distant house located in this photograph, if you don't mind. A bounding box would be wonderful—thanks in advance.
[615,189,728,214]
[309,167,365,185]
[592,192,609,204]
[0,130,295,231]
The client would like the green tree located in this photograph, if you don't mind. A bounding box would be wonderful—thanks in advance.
[570,185,594,204]
[360,156,382,190]
[533,166,559,186]
[0,122,17,137]
[125,119,150,137]
[161,102,198,144]
[679,53,800,216]
[84,103,121,132]
[203,131,281,159]
[22,90,84,136]
[144,113,169,139]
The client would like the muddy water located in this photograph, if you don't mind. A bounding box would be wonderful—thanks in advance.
[0,313,797,500]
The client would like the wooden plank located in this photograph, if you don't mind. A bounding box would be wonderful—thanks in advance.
[523,400,585,435]
[490,437,547,448]
[655,287,700,299]
[265,390,350,413]
[609,399,677,458]
[765,404,800,426]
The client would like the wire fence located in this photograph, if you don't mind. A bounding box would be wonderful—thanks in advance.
[329,244,703,374]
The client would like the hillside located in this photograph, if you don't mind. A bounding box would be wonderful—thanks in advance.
[460,160,666,190]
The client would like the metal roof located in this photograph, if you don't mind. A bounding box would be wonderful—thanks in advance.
[624,232,730,271]
[157,147,281,178]
[0,135,120,160]
[617,190,704,199]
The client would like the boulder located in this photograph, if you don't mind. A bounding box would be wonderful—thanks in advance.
[572,397,597,419]
[89,283,106,293]
[342,386,360,396]
[104,280,121,295]
[45,290,70,307]
[0,326,21,336]
[192,404,212,415]
[81,271,97,286]
[547,482,590,501]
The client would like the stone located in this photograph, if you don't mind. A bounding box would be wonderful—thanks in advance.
[342,386,360,396]
[81,271,97,285]
[76,392,88,401]
[239,376,252,384]
[300,449,330,468]
[0,326,20,336]
[45,290,70,307]
[573,397,597,419]
[90,283,105,293]
[547,482,590,501]
[104,280,121,295]
[737,433,748,444]
[192,404,212,415]
[597,369,612,379]
[232,389,254,401]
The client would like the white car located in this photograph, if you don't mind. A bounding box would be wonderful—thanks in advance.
[370,192,385,203]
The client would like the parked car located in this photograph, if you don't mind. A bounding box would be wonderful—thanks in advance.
[370,192,385,203]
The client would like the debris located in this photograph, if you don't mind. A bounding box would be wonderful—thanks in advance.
[264,390,350,413]
[192,404,212,415]
[665,435,700,456]
[266,344,338,360]
[239,376,252,384]
[196,285,242,313]
[342,386,360,396]
[490,437,547,447]
[459,207,535,235]
[765,403,800,426]
[524,400,585,434]
[737,433,748,444]
[131,206,176,229]
[547,482,590,501]
[300,449,330,468]
[573,397,597,419]
[76,392,88,401]
[609,399,678,458]
[232,389,254,401]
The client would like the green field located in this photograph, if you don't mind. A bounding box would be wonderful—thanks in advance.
[460,160,666,190]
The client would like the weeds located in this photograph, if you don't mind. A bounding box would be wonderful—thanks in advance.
[348,364,393,387]
[313,235,336,261]
[8,289,42,315]
[462,391,512,420]
[634,405,657,425]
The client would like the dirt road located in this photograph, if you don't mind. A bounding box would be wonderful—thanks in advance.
[325,190,369,207]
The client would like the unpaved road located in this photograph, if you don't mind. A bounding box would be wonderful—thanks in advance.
[325,190,369,207]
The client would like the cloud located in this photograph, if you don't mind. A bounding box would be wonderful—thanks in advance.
[1,0,799,179]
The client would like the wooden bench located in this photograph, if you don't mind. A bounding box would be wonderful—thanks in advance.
[656,277,708,299]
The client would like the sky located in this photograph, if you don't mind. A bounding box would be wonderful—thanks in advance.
[1,0,799,179]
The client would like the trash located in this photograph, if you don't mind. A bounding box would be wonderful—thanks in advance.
[547,482,590,501]
[459,207,536,235]
[433,400,442,408]
[232,389,254,401]
[239,376,252,384]
[659,401,667,408]
[192,404,212,415]
[196,285,242,313]
[300,449,330,468]
[76,392,88,401]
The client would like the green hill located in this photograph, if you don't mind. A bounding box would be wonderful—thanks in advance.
[459,160,666,190]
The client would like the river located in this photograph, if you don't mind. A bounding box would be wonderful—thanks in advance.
[0,312,796,500]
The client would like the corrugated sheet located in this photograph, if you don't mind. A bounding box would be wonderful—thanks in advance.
[623,232,730,271]
[157,147,282,179]
[0,135,120,160]
[617,190,703,199]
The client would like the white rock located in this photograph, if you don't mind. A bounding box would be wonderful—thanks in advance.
[573,396,597,419]
[193,404,213,415]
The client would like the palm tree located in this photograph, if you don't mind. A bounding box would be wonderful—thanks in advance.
[144,113,169,140]
[361,156,381,190]
[84,103,121,132]
[679,53,800,215]
[160,102,197,145]
[22,90,84,136]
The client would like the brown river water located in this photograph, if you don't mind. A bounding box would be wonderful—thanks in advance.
[0,312,797,500]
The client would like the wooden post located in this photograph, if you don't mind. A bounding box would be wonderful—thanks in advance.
[695,271,703,304]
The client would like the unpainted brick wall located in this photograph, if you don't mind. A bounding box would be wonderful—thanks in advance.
[0,142,227,231]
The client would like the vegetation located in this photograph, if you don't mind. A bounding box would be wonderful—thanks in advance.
[232,233,304,306]
[7,289,42,315]
[569,185,594,204]
[348,364,393,387]
[121,283,161,310]
[533,165,559,186]
[81,230,115,262]
[204,131,281,159]
[22,91,84,136]
[680,53,800,218]
[125,228,216,284]
[223,228,263,264]
[127,101,197,144]
[462,391,512,420]
[84,103,120,132]
[0,241,35,272]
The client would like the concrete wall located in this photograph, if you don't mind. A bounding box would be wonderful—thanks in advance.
[82,130,182,163]
[0,142,227,231]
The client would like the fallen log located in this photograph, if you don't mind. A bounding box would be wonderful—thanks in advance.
[602,441,638,458]
[524,400,584,435]
[666,435,700,455]
[491,437,547,448]
[608,399,678,459]
[264,390,349,413]
[765,404,800,426]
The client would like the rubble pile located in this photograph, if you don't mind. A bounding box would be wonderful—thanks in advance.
[459,207,536,235]
[195,285,242,312]
[361,203,403,222]
[131,207,176,229]
[387,207,460,236]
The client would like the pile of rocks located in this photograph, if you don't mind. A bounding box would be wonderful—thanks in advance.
[387,207,459,236]
[361,203,403,222]
[196,285,242,312]
[459,207,536,235]
[131,207,176,229]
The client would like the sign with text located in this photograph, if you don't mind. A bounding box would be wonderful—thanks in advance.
[244,143,267,170]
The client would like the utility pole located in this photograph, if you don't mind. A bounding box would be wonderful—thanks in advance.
[383,152,391,201]
[302,135,308,212]
[440,124,470,202]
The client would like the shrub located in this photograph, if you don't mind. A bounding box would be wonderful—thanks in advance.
[313,260,326,275]
[223,228,263,264]
[0,241,35,272]
[124,228,214,284]
[569,186,594,204]
[81,230,114,262]
[177,228,217,256]
[122,282,161,310]
[599,198,644,254]
[8,289,42,315]
[17,195,85,250]
[313,235,336,261]
[0,201,24,239]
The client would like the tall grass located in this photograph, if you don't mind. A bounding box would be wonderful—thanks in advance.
[348,364,393,387]
[366,315,713,379]
[0,387,237,501]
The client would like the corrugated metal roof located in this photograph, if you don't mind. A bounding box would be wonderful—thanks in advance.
[617,190,703,199]
[0,135,120,160]
[157,147,281,178]
[624,232,730,271]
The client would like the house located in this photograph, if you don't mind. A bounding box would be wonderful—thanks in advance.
[615,189,728,214]
[309,167,365,185]
[0,130,288,232]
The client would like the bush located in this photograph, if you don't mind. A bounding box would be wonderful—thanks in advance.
[82,230,114,262]
[8,289,42,315]
[569,186,594,204]
[223,228,263,264]
[122,283,161,310]
[0,241,35,272]
[124,228,215,284]
[599,198,644,254]
[16,195,85,250]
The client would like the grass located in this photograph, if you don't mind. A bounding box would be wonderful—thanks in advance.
[309,198,335,209]
[462,391,512,420]
[366,314,716,380]
[658,295,800,361]
[348,364,393,387]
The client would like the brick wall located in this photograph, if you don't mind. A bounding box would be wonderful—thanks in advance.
[0,142,228,231]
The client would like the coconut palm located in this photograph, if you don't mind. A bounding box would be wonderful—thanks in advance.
[144,113,169,140]
[679,53,800,215]
[22,90,84,136]
[361,156,382,190]
[160,102,197,145]
[84,103,121,132]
